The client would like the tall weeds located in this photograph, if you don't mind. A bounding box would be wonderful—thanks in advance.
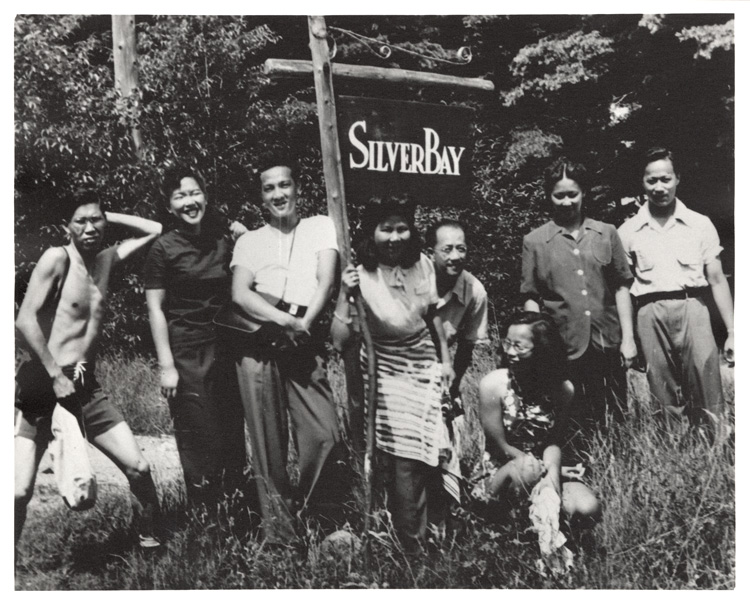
[96,353,172,436]
[15,353,734,589]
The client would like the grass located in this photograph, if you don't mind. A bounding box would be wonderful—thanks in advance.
[96,353,173,436]
[15,349,735,589]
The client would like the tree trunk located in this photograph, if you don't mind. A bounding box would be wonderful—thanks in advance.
[112,15,142,158]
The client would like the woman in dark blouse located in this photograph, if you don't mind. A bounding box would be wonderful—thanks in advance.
[145,164,246,508]
[521,157,637,427]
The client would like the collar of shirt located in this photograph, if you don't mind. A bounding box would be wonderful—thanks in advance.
[634,198,695,232]
[543,217,603,243]
[380,264,409,289]
[437,270,468,309]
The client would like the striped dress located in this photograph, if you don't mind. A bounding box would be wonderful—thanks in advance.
[361,329,443,466]
[357,255,461,502]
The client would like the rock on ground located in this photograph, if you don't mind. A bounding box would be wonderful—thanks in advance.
[30,435,182,509]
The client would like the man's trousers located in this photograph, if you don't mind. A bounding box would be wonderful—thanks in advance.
[637,297,724,425]
[234,340,339,542]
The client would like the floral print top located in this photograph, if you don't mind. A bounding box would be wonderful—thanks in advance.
[501,370,556,456]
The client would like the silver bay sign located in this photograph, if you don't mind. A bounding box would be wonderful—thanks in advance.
[348,122,466,176]
[337,96,473,206]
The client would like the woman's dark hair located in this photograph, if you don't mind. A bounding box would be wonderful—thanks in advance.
[161,163,207,201]
[543,157,590,201]
[500,310,568,394]
[641,146,680,176]
[356,198,422,272]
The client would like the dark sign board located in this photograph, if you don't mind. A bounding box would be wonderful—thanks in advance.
[337,96,473,206]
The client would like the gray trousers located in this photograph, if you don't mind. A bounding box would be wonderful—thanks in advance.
[235,341,339,542]
[637,297,724,425]
[171,338,246,508]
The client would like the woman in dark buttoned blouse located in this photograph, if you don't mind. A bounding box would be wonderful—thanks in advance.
[521,158,637,428]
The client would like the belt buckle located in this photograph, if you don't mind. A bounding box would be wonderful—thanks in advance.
[288,303,299,317]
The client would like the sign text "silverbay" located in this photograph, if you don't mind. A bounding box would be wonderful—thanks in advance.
[348,121,466,176]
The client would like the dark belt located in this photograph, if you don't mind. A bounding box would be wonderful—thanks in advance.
[276,300,308,318]
[636,287,708,307]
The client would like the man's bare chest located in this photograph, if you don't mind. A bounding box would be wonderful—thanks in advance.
[58,255,113,321]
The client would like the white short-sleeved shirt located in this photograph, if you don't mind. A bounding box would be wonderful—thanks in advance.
[357,253,439,339]
[436,269,489,346]
[618,199,723,297]
[231,215,338,306]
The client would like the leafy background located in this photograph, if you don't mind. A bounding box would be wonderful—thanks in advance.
[14,14,734,352]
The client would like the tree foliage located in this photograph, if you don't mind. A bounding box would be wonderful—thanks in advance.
[502,30,615,106]
[14,13,734,351]
[676,19,734,59]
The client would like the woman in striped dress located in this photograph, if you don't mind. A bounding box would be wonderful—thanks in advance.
[332,198,456,553]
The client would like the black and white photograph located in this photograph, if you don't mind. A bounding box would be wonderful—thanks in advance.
[11,3,741,590]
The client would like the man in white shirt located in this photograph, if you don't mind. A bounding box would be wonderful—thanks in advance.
[618,146,733,429]
[231,158,340,542]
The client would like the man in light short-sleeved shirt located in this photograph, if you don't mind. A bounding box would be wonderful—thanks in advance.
[232,213,338,309]
[426,219,489,402]
[618,147,734,428]
[230,159,340,543]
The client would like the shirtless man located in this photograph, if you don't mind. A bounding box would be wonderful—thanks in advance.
[15,191,163,550]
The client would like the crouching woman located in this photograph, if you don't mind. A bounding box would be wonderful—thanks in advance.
[475,311,599,520]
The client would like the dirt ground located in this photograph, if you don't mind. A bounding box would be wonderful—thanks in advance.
[29,435,182,511]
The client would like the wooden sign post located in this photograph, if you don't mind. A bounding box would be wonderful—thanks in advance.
[303,15,494,570]
[308,17,379,568]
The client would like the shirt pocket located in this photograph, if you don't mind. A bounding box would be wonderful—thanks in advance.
[633,246,655,272]
[674,241,702,268]
[591,239,612,265]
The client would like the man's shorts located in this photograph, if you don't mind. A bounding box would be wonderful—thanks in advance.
[15,361,125,445]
